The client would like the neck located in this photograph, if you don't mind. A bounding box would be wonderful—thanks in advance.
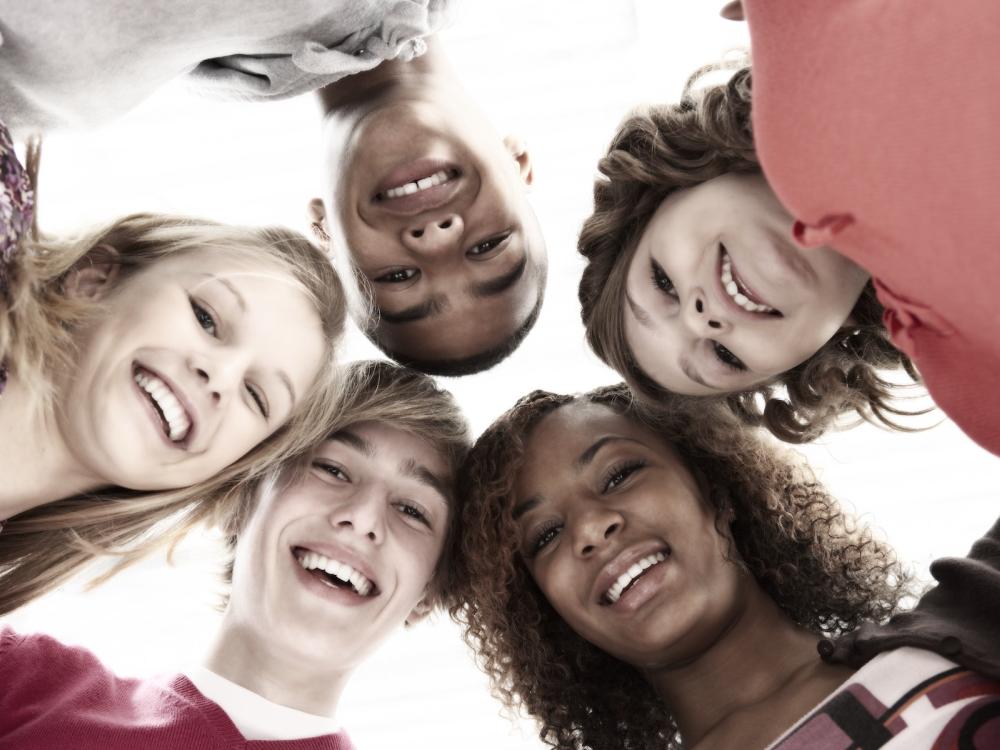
[204,615,350,717]
[0,375,104,518]
[644,588,835,747]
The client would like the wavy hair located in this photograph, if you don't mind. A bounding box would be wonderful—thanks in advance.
[578,64,920,443]
[0,212,347,615]
[449,385,914,750]
[218,359,472,609]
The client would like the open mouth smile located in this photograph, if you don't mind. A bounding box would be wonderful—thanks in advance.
[600,547,671,606]
[133,364,194,445]
[719,246,782,316]
[293,546,378,598]
[375,167,460,201]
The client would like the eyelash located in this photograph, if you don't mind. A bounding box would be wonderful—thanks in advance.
[190,297,269,417]
[375,268,419,284]
[467,232,511,257]
[649,259,678,298]
[712,342,747,372]
[602,459,646,492]
[529,520,562,557]
[311,461,432,528]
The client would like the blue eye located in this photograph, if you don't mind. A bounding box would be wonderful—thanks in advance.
[190,298,218,336]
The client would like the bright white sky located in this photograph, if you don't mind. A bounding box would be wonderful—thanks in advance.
[5,2,999,748]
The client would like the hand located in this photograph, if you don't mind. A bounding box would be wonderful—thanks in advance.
[720,1,745,21]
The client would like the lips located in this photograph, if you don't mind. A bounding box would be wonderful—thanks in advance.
[371,159,463,215]
[593,542,672,607]
[132,363,196,447]
[716,245,783,318]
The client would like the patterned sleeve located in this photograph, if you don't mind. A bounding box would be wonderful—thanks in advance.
[0,119,34,299]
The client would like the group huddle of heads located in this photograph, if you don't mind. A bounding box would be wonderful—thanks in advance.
[0,55,935,750]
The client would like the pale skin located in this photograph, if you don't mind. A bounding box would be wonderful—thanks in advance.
[204,423,450,714]
[308,41,547,363]
[514,402,854,748]
[0,248,324,520]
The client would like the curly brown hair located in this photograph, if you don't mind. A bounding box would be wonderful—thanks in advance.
[578,63,921,443]
[449,385,915,750]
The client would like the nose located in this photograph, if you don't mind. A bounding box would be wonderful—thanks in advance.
[571,503,624,558]
[683,288,731,336]
[400,214,464,255]
[328,485,386,545]
[188,350,248,406]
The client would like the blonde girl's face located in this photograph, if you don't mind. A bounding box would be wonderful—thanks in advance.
[58,250,326,491]
[622,172,870,395]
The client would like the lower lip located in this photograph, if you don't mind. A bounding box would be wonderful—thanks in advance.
[606,558,671,614]
[131,371,184,451]
[291,552,374,608]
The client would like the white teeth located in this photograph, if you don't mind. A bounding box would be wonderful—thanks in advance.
[296,550,374,597]
[134,370,192,442]
[382,169,452,199]
[605,551,667,604]
[720,252,777,314]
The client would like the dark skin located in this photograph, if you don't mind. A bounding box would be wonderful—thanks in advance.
[514,401,855,748]
[309,43,545,364]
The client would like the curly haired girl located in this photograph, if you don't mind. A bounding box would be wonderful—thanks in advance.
[578,65,921,443]
[450,387,1000,749]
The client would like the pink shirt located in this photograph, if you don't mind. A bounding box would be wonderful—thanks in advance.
[745,0,1000,456]
[0,628,356,750]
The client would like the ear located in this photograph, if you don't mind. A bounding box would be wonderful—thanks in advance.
[720,1,745,21]
[404,594,436,628]
[307,198,331,244]
[502,134,534,187]
[63,244,121,300]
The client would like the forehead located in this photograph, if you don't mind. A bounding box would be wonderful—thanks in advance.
[323,421,450,476]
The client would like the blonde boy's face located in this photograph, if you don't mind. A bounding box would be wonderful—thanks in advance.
[227,423,451,671]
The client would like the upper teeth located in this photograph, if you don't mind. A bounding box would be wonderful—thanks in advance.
[382,169,453,199]
[721,251,777,314]
[605,551,667,604]
[134,369,191,442]
[297,550,374,597]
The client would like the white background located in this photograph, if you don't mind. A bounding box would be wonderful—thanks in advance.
[5,2,999,748]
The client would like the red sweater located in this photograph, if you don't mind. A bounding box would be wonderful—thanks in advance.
[745,0,1000,456]
[0,628,356,750]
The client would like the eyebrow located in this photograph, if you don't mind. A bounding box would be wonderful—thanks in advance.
[399,458,451,505]
[376,294,450,325]
[468,255,528,298]
[210,275,247,313]
[326,429,374,455]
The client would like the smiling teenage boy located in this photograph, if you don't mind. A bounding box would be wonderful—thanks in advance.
[0,360,471,749]
[309,41,548,376]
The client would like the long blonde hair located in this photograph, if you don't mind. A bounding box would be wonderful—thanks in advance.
[0,213,348,615]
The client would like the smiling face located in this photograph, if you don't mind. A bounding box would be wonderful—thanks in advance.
[623,173,869,395]
[513,401,748,670]
[323,95,547,364]
[227,422,451,671]
[59,251,325,490]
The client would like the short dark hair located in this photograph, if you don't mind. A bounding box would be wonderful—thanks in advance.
[370,288,544,377]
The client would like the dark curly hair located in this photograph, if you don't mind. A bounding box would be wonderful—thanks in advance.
[448,385,915,750]
[578,63,921,443]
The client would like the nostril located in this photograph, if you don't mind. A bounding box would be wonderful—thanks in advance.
[411,229,424,239]
[708,320,721,329]
[438,218,452,230]
[196,367,209,382]
[604,523,619,539]
[695,298,704,314]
